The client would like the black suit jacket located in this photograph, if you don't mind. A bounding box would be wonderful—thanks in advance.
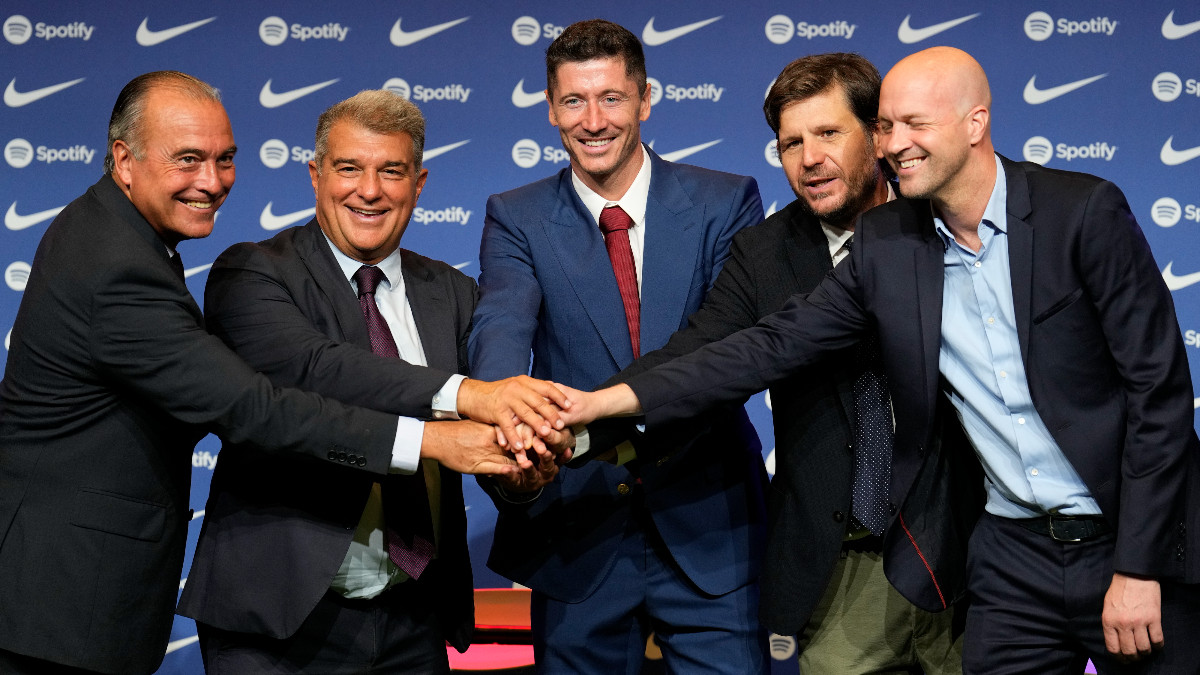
[611,198,899,635]
[177,219,477,649]
[626,156,1200,611]
[0,179,400,674]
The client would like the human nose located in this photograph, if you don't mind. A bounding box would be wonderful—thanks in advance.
[581,102,604,132]
[801,141,825,168]
[194,160,222,194]
[357,170,382,200]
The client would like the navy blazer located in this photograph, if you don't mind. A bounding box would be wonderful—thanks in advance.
[469,147,769,602]
[627,156,1200,611]
[178,220,477,650]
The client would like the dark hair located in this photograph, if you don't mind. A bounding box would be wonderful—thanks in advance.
[545,19,646,95]
[763,53,880,136]
[314,90,425,172]
[105,71,221,173]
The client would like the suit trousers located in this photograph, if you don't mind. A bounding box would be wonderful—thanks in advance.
[529,486,767,675]
[197,577,449,674]
[963,513,1200,674]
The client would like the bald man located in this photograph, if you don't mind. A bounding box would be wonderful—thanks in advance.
[561,47,1200,674]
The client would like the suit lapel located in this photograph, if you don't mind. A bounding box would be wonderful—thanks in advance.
[911,205,946,422]
[295,220,371,349]
[401,251,458,371]
[543,170,634,366]
[640,151,703,352]
[1002,156,1034,365]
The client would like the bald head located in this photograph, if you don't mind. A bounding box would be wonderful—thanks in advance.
[877,47,996,219]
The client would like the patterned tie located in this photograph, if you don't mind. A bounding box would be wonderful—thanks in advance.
[352,265,436,579]
[598,205,640,356]
[842,237,894,536]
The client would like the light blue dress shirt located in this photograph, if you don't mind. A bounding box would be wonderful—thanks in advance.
[935,155,1101,519]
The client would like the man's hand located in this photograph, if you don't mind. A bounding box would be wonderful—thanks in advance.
[457,376,573,449]
[492,424,576,468]
[420,419,519,477]
[494,435,561,495]
[556,383,643,427]
[1102,572,1163,662]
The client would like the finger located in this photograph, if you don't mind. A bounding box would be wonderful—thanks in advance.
[523,376,573,409]
[494,415,529,451]
[557,447,574,465]
[1103,624,1121,656]
[493,425,507,448]
[1118,626,1138,658]
[1149,619,1165,651]
[475,459,519,477]
[510,445,534,470]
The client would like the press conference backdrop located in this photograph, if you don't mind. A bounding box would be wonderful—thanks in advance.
[3,1,1198,672]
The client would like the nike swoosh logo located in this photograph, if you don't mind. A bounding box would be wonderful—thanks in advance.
[423,140,470,161]
[642,16,722,46]
[259,78,339,108]
[1163,10,1200,39]
[1022,73,1107,104]
[453,261,471,271]
[389,16,469,47]
[511,79,546,108]
[165,635,199,654]
[184,264,212,278]
[6,202,65,230]
[897,13,980,43]
[658,139,722,162]
[1161,136,1200,165]
[4,77,85,107]
[260,202,316,231]
[765,200,778,218]
[1162,261,1200,291]
[135,16,217,46]
[1194,397,1200,410]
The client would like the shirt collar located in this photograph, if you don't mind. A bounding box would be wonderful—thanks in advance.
[571,145,652,228]
[933,153,1007,249]
[322,231,405,292]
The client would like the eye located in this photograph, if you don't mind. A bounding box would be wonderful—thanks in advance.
[563,97,583,108]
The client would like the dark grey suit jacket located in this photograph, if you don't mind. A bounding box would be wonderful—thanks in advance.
[177,219,477,650]
[626,156,1200,610]
[0,179,400,674]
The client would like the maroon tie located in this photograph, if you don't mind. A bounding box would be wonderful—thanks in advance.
[598,205,640,356]
[352,265,435,580]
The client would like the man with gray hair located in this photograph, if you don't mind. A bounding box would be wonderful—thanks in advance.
[178,89,569,673]
[0,73,563,675]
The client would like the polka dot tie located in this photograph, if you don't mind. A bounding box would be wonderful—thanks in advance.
[850,332,894,537]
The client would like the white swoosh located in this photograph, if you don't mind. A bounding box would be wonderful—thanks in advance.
[260,202,316,231]
[6,202,64,230]
[897,13,980,44]
[423,140,470,161]
[259,78,339,108]
[1163,10,1200,39]
[389,16,469,47]
[4,77,85,107]
[1162,261,1200,291]
[184,264,212,278]
[511,79,546,108]
[642,16,722,46]
[165,635,199,654]
[1022,73,1107,105]
[453,261,472,270]
[659,139,722,162]
[135,17,217,46]
[1161,136,1200,166]
[765,201,778,218]
[1194,397,1200,410]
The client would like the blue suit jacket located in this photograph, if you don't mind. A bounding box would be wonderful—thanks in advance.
[469,147,769,602]
[626,156,1200,611]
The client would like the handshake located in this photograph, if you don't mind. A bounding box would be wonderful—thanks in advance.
[439,376,643,493]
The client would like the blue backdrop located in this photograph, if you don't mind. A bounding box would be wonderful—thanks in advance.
[3,1,1198,672]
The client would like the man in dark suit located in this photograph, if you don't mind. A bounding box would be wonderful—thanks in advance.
[0,73,557,675]
[562,47,1200,674]
[177,90,568,674]
[610,53,963,673]
[468,19,769,674]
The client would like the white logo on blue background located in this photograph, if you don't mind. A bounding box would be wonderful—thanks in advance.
[383,78,411,99]
[764,15,794,44]
[765,139,782,168]
[5,138,34,168]
[259,139,289,169]
[512,139,541,168]
[259,16,288,45]
[1023,136,1053,164]
[3,15,33,44]
[1152,72,1183,102]
[768,634,797,660]
[511,16,541,45]
[1151,197,1182,227]
[1024,12,1054,40]
[5,261,32,291]
[647,77,663,106]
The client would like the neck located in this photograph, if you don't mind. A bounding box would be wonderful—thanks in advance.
[933,150,996,246]
[574,145,645,202]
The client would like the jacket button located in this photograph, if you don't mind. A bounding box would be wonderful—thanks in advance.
[656,456,669,467]
[337,452,347,462]
[357,457,367,467]
[833,511,845,523]
[617,483,631,496]
[327,451,337,461]
[889,503,897,515]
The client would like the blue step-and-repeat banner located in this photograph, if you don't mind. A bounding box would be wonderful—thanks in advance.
[3,1,1198,672]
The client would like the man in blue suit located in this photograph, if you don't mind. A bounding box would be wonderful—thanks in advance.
[468,19,769,674]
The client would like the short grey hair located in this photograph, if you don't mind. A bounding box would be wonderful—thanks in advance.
[104,71,222,174]
[313,90,426,173]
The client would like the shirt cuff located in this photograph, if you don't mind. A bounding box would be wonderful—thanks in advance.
[389,416,425,474]
[567,424,592,459]
[431,374,465,420]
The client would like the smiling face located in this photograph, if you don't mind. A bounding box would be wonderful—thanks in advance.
[547,57,651,200]
[309,120,427,264]
[776,85,884,230]
[110,87,236,246]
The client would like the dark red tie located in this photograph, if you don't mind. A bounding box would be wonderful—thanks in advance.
[598,205,640,356]
[352,265,435,580]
